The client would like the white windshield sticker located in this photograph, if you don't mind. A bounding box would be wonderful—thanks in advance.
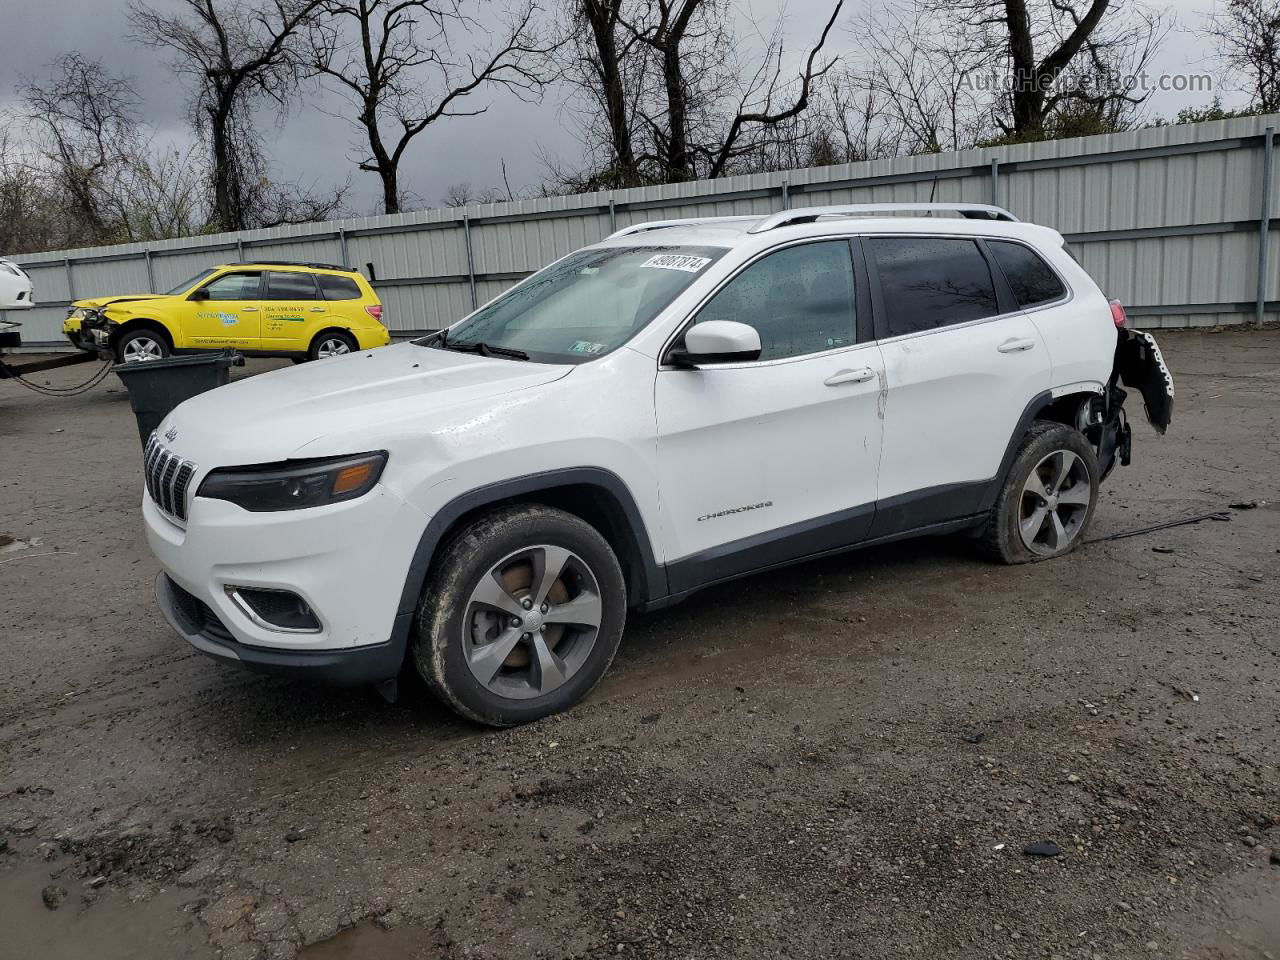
[641,254,712,273]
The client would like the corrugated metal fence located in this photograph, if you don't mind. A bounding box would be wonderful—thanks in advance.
[5,112,1278,347]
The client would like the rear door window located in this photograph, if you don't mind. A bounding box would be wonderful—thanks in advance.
[317,274,363,300]
[868,237,999,337]
[988,240,1067,308]
[264,271,321,300]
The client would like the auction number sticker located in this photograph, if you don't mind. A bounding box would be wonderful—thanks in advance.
[641,254,712,273]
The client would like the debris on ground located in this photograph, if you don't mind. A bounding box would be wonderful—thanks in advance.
[1023,841,1064,858]
[41,884,67,909]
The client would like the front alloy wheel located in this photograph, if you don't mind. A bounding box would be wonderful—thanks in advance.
[414,504,626,726]
[118,332,168,362]
[463,545,604,700]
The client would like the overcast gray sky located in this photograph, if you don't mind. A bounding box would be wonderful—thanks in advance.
[0,0,1238,216]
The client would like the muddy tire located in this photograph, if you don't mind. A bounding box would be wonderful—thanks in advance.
[978,421,1099,564]
[412,504,626,727]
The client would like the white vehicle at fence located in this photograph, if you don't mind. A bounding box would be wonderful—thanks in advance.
[142,203,1174,726]
[0,258,35,310]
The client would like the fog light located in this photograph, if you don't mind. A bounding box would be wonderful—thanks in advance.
[226,586,322,633]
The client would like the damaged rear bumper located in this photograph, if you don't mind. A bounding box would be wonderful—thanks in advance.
[1116,328,1174,434]
[1096,327,1174,478]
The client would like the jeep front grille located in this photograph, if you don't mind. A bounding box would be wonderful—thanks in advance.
[144,433,197,520]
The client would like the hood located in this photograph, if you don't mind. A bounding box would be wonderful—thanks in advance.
[158,342,572,467]
[73,294,168,310]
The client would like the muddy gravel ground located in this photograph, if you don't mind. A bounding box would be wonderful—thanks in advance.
[1,330,1278,960]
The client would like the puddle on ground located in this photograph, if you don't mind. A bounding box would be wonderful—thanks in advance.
[300,923,433,959]
[0,858,213,960]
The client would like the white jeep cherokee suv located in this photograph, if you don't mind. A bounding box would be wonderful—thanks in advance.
[145,203,1173,726]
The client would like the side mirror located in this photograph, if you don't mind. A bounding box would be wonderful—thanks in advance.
[189,287,209,301]
[668,320,761,367]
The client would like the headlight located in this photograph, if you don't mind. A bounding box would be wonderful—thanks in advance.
[68,307,86,319]
[197,452,387,512]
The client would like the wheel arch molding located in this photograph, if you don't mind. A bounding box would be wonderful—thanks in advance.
[113,317,174,347]
[393,468,665,639]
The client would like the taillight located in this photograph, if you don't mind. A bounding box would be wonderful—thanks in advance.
[1109,299,1127,329]
[365,304,383,321]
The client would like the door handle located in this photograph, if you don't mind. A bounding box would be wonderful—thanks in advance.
[998,337,1036,353]
[310,307,325,313]
[824,367,877,386]
[241,306,259,312]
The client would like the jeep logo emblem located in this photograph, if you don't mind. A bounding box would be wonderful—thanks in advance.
[164,426,178,442]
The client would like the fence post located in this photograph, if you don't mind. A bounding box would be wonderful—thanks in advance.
[144,249,156,292]
[64,258,75,303]
[608,197,617,234]
[236,238,244,262]
[339,227,349,268]
[781,180,790,210]
[463,214,478,310]
[990,158,1000,208]
[1257,127,1274,328]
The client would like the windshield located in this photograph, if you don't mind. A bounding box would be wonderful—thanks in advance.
[423,245,727,363]
[165,268,217,296]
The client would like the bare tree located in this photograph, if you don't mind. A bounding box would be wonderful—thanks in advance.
[19,55,141,243]
[440,180,510,206]
[560,0,647,188]
[557,0,843,187]
[624,0,843,181]
[823,3,1000,158]
[1204,0,1280,113]
[310,0,554,214]
[935,0,1164,138]
[0,120,68,255]
[10,56,211,250]
[130,0,343,231]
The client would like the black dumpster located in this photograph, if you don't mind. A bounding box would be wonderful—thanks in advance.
[113,351,240,447]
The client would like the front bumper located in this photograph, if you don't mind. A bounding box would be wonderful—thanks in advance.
[145,482,429,683]
[156,574,405,685]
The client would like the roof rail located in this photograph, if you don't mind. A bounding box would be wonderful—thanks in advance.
[606,215,761,241]
[747,203,1019,234]
[231,259,352,271]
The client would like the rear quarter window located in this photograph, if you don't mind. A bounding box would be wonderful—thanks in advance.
[989,240,1067,307]
[317,274,363,300]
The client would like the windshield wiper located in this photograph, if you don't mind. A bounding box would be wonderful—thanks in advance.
[442,339,529,361]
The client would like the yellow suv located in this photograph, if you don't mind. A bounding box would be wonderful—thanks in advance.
[64,261,391,363]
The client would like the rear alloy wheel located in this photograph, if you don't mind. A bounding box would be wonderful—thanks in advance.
[116,330,169,363]
[1017,449,1092,556]
[979,421,1099,564]
[308,331,357,361]
[414,505,625,726]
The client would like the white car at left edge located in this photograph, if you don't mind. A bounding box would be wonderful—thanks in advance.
[0,258,35,310]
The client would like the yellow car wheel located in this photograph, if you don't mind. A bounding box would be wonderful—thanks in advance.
[308,330,357,361]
